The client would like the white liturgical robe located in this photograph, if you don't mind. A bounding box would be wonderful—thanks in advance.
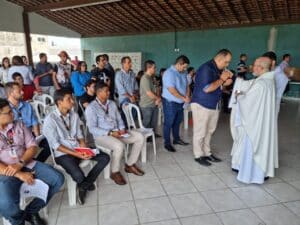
[229,72,278,184]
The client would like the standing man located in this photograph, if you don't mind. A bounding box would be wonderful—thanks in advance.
[236,53,248,79]
[162,55,190,152]
[230,57,278,184]
[52,51,73,91]
[34,53,55,96]
[91,54,111,87]
[191,49,233,166]
[139,60,161,134]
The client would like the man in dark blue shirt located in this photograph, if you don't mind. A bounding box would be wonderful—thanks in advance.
[191,49,233,166]
[236,53,248,79]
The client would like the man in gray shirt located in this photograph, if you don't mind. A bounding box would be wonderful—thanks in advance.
[85,83,145,185]
[43,89,110,205]
[139,60,161,135]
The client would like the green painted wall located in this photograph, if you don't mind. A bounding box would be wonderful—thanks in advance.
[81,24,300,72]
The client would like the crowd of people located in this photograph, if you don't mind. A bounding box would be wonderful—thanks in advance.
[0,49,292,225]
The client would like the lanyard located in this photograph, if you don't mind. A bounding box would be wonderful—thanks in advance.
[96,99,109,115]
[60,114,71,133]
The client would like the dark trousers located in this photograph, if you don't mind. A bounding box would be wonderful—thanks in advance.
[55,152,110,190]
[0,162,64,225]
[141,106,158,131]
[35,138,51,162]
[162,98,184,145]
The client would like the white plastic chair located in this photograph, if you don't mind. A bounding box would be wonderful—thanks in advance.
[33,94,54,106]
[30,100,46,124]
[122,103,156,163]
[49,149,96,206]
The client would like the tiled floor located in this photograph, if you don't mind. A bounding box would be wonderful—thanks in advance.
[1,99,300,225]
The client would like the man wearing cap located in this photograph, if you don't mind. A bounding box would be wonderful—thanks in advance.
[52,51,73,91]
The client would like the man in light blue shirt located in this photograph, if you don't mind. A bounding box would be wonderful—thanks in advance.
[162,55,191,152]
[86,83,145,186]
[115,56,139,105]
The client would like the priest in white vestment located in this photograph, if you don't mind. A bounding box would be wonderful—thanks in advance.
[229,57,278,184]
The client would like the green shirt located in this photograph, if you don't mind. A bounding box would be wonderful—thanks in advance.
[139,73,156,107]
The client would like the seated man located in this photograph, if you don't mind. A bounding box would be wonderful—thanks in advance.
[85,83,145,185]
[5,82,51,162]
[43,89,110,204]
[79,79,96,109]
[0,98,64,225]
[12,72,37,101]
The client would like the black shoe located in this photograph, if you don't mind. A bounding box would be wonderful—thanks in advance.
[25,213,47,225]
[164,144,176,152]
[195,157,212,167]
[205,154,222,162]
[173,139,189,145]
[87,183,96,191]
[232,168,239,173]
[77,187,87,205]
[264,176,270,181]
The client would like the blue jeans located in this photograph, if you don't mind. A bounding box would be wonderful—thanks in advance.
[162,98,184,145]
[0,162,64,225]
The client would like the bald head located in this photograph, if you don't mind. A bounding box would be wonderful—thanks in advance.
[252,57,271,77]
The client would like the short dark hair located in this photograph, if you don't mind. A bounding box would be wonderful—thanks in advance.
[12,55,23,66]
[103,54,109,61]
[283,53,290,60]
[95,54,105,63]
[54,89,73,106]
[144,60,155,71]
[216,49,232,57]
[262,51,277,62]
[39,53,47,59]
[12,72,22,80]
[240,53,247,58]
[85,79,96,88]
[187,67,194,74]
[175,55,190,65]
[0,98,10,112]
[159,68,166,75]
[121,56,131,64]
[5,82,19,96]
[95,82,109,93]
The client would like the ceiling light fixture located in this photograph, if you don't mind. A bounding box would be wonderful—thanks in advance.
[50,0,122,12]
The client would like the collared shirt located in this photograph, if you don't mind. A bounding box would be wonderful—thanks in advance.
[43,108,83,157]
[191,60,223,110]
[274,65,289,112]
[34,62,53,86]
[70,71,91,97]
[139,73,156,108]
[9,101,38,128]
[115,69,138,104]
[85,98,125,138]
[162,65,188,103]
[0,121,36,168]
[279,61,289,71]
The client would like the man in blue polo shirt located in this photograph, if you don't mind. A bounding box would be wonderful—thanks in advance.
[191,49,233,166]
[5,82,51,162]
[162,55,191,152]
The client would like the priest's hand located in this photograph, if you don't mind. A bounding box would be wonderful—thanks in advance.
[223,79,233,86]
